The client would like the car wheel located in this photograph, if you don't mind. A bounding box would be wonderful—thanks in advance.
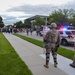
[61,39,68,46]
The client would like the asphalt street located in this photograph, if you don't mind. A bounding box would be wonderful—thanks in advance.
[18,31,75,51]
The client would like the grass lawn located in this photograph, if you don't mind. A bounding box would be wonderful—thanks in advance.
[14,33,75,60]
[0,33,33,75]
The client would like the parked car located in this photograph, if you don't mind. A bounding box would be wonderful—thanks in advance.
[58,26,75,46]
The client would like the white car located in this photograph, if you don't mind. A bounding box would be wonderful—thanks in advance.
[58,29,75,46]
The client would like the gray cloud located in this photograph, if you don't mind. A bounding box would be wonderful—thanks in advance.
[7,5,60,16]
[1,15,16,25]
[7,1,75,16]
[2,14,32,25]
[2,15,16,20]
[60,0,75,10]
[2,0,75,25]
[3,5,59,25]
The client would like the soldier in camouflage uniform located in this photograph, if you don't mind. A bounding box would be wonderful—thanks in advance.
[43,23,61,68]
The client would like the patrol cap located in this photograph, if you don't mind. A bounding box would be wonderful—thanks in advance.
[50,22,57,28]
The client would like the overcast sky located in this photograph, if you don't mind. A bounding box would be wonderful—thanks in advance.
[0,0,75,25]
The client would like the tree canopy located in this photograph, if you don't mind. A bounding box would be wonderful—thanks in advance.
[0,16,4,28]
[12,9,75,28]
[13,21,25,28]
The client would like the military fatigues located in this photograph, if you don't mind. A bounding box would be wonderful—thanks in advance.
[44,29,61,67]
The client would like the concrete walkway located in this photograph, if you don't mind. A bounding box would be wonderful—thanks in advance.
[3,33,75,75]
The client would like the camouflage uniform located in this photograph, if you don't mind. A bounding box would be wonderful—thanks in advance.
[44,29,61,68]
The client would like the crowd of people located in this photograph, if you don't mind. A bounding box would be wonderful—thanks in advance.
[0,23,61,68]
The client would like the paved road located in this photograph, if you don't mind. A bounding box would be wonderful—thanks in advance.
[18,31,75,51]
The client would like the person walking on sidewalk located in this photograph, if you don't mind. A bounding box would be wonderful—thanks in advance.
[43,22,61,68]
[26,28,29,35]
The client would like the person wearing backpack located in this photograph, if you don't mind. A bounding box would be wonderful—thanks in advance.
[43,23,61,68]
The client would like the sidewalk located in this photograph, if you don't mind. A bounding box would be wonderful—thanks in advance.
[3,33,75,75]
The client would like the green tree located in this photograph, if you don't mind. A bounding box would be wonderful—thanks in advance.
[34,17,45,26]
[24,19,31,28]
[0,16,2,22]
[48,9,69,26]
[13,21,24,28]
[69,13,75,26]
[0,16,4,28]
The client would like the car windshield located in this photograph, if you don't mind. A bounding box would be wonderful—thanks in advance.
[65,31,70,35]
[71,31,75,35]
[65,31,75,35]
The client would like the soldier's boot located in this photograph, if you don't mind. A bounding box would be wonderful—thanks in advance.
[44,51,50,68]
[44,61,49,68]
[53,55,58,67]
[52,49,58,67]
[54,62,57,67]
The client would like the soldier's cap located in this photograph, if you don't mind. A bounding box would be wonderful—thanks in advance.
[50,22,57,28]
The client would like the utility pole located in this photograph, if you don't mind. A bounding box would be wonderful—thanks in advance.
[45,17,47,25]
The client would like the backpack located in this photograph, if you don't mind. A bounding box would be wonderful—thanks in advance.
[47,30,58,43]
